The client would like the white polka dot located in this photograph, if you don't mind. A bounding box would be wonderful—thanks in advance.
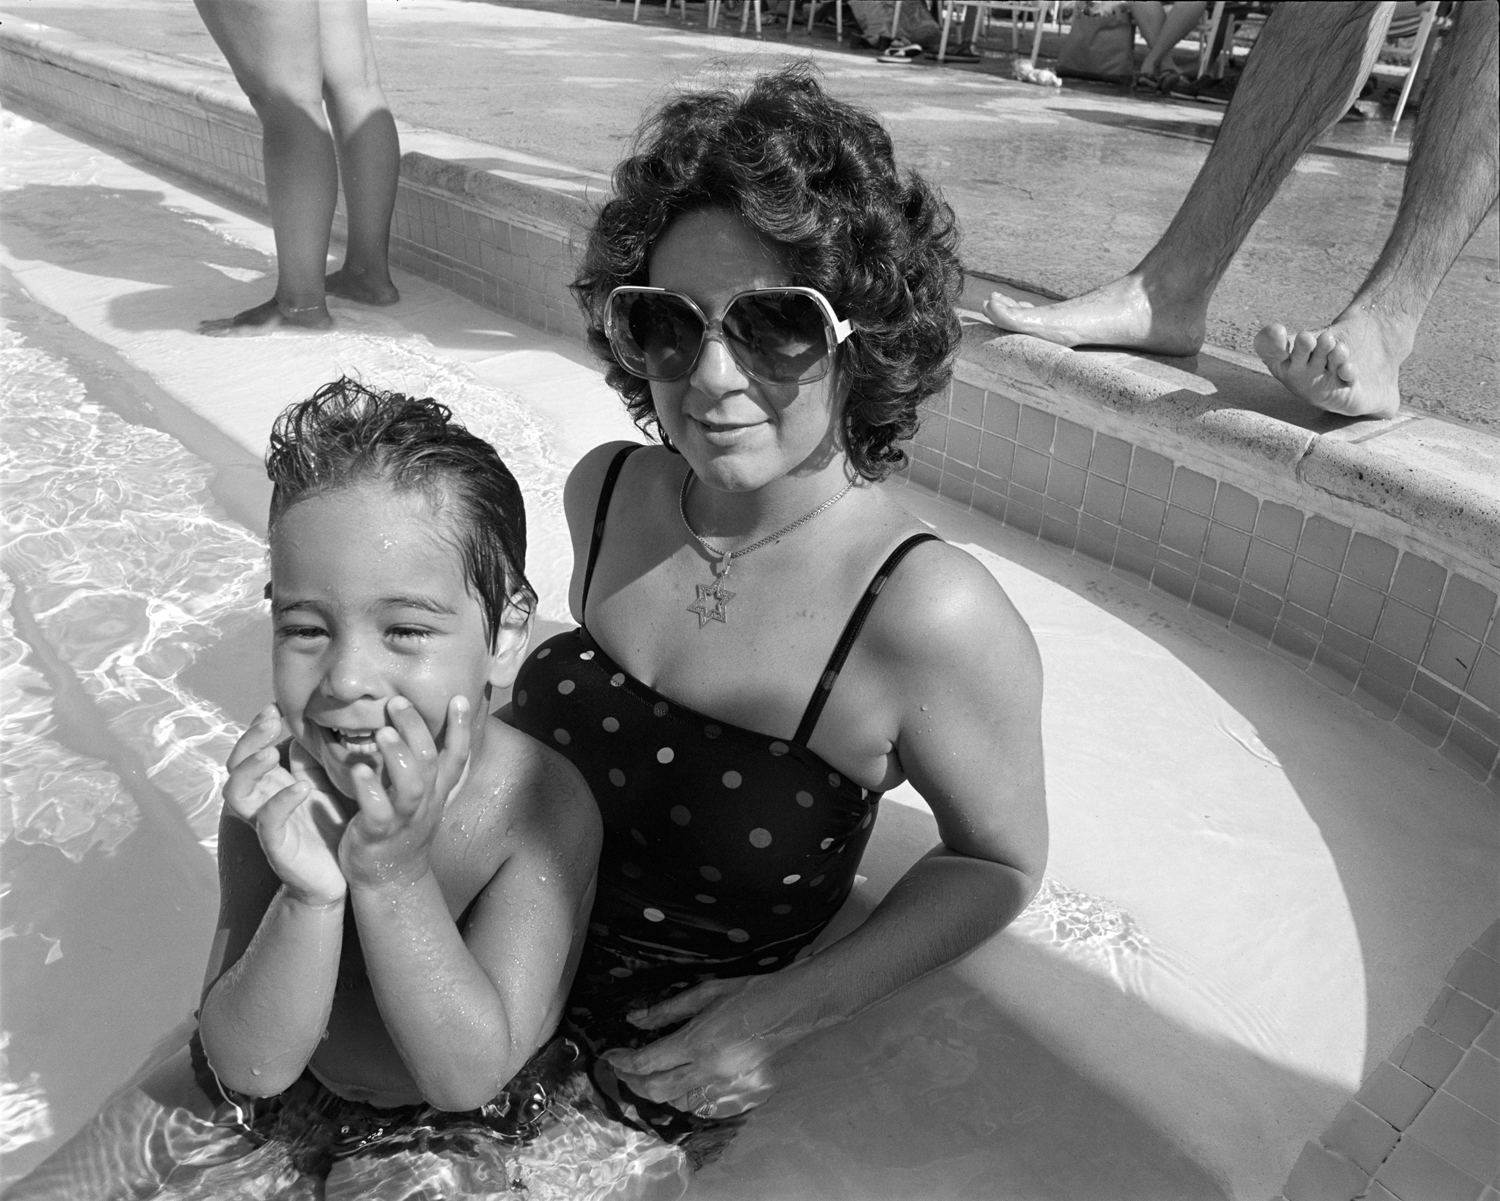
[810,875,825,887]
[768,741,789,756]
[609,768,626,787]
[700,865,722,882]
[657,746,675,764]
[758,956,778,966]
[653,701,669,717]
[727,929,749,943]
[515,689,528,707]
[557,679,575,695]
[631,828,646,846]
[782,874,801,885]
[722,770,742,789]
[579,650,595,660]
[643,908,665,922]
[602,716,620,733]
[748,828,772,848]
[695,894,716,904]
[860,812,872,829]
[621,862,642,878]
[828,772,841,787]
[670,805,691,826]
[609,966,633,978]
[821,837,834,850]
[536,648,551,659]
[772,903,792,915]
[553,728,570,745]
[795,790,814,808]
[610,672,625,687]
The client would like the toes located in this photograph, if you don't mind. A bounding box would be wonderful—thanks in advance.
[1253,324,1294,366]
[1289,330,1320,368]
[1326,342,1357,384]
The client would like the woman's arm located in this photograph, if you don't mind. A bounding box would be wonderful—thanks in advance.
[199,711,350,1095]
[344,709,601,1111]
[604,542,1047,1113]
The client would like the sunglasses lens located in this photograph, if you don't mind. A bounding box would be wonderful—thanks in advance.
[608,291,705,381]
[723,291,834,383]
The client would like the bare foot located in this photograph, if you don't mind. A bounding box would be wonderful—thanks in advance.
[325,268,400,306]
[1253,310,1406,418]
[982,273,1207,356]
[198,297,331,337]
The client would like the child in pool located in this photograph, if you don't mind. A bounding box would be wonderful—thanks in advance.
[7,381,705,1199]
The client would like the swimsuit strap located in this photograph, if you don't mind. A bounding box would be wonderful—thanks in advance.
[792,532,942,747]
[580,444,646,621]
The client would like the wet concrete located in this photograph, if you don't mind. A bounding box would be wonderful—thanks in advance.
[15,0,1498,427]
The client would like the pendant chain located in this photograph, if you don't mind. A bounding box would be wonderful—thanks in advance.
[679,471,855,576]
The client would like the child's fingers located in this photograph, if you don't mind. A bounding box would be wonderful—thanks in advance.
[226,704,282,771]
[433,696,472,801]
[374,723,425,816]
[348,762,398,828]
[257,778,312,837]
[223,747,293,820]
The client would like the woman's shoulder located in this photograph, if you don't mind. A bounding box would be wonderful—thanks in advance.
[562,441,671,517]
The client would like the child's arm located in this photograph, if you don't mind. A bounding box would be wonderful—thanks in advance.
[198,705,350,1096]
[341,697,600,1112]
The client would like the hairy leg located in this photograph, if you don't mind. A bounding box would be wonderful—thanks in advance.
[1255,2,1499,417]
[195,0,336,334]
[319,0,401,306]
[985,1,1393,353]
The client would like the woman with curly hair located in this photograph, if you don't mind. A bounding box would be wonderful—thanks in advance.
[510,63,1047,1166]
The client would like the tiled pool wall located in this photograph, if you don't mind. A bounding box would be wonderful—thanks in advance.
[1279,921,1500,1201]
[0,24,584,341]
[890,371,1500,790]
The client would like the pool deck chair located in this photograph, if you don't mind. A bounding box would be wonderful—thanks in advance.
[937,0,1055,64]
[621,0,688,20]
[1390,2,1441,128]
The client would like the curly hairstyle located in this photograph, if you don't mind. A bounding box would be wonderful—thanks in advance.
[572,63,963,480]
[265,377,536,645]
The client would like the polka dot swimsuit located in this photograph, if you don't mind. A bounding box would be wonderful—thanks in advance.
[512,446,938,1105]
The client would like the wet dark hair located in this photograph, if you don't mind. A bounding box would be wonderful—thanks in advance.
[573,62,963,480]
[264,377,536,644]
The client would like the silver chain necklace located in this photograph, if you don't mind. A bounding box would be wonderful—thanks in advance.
[680,470,855,628]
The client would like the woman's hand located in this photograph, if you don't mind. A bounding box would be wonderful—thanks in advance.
[600,973,815,1119]
[223,704,347,904]
[339,694,470,890]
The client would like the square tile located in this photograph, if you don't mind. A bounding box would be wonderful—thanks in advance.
[1443,723,1499,782]
[1212,483,1259,533]
[1345,534,1399,592]
[1310,645,1361,693]
[1231,601,1277,643]
[1047,460,1087,508]
[1424,624,1481,690]
[1075,527,1117,567]
[1375,600,1436,662]
[1468,647,1500,712]
[1478,1014,1500,1058]
[1245,539,1295,596]
[952,380,984,426]
[973,483,1006,521]
[1017,406,1056,452]
[1401,1027,1467,1088]
[1090,433,1133,483]
[1161,507,1210,557]
[1113,545,1156,584]
[1444,1046,1500,1120]
[947,419,982,467]
[1197,562,1240,594]
[1474,922,1500,960]
[1190,582,1237,623]
[1153,562,1195,602]
[1330,577,1387,639]
[1358,1063,1436,1130]
[1441,576,1499,640]
[1157,545,1200,578]
[1204,524,1252,575]
[1007,499,1042,537]
[1399,692,1456,747]
[1365,645,1417,690]
[1238,580,1284,617]
[980,433,1015,481]
[938,472,973,507]
[1170,467,1217,516]
[915,411,948,451]
[1354,670,1404,719]
[1040,515,1078,551]
[982,392,1020,437]
[1324,1100,1401,1175]
[943,459,977,485]
[1053,418,1094,468]
[1457,697,1500,745]
[1282,1140,1368,1201]
[1409,1090,1500,1183]
[909,459,940,492]
[1413,668,1464,715]
[1011,445,1050,493]
[1083,474,1126,523]
[1271,619,1320,667]
[1127,447,1174,500]
[1377,1137,1486,1201]
[1121,490,1167,541]
[1299,516,1353,571]
[1287,560,1339,617]
[1256,501,1304,551]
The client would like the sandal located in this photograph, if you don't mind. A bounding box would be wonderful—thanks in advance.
[876,40,923,65]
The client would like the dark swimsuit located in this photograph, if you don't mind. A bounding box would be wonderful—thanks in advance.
[510,445,939,1154]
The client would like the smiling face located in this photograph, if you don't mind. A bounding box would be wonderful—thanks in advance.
[647,208,846,493]
[269,481,518,799]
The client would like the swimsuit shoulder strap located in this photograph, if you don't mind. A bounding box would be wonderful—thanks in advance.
[792,532,943,747]
[580,444,645,620]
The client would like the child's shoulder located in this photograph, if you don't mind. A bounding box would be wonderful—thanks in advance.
[451,715,599,850]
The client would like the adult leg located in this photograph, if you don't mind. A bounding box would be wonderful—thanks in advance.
[985,1,1393,354]
[1255,1,1499,417]
[319,0,401,306]
[1132,1,1208,78]
[195,0,336,334]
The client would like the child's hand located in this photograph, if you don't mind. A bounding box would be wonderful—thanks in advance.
[223,704,348,905]
[339,695,471,890]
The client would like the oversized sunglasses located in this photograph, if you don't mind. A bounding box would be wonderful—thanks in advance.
[604,286,854,386]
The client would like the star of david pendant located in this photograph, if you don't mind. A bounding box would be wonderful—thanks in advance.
[688,576,736,628]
